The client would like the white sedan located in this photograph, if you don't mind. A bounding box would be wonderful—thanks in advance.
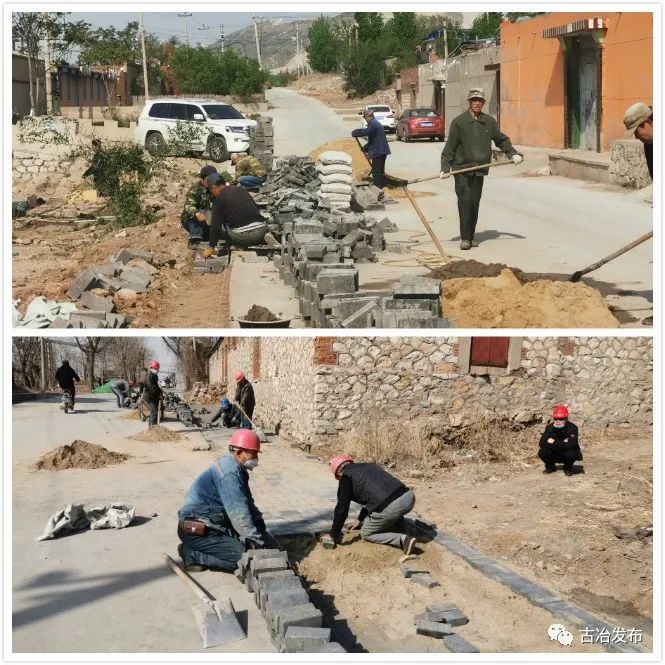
[359,105,398,133]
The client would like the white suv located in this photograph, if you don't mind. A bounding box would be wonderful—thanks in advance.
[359,105,397,133]
[135,98,257,162]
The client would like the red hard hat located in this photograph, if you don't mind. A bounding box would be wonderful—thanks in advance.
[553,405,569,419]
[234,370,245,382]
[149,360,160,370]
[330,455,354,479]
[230,429,261,453]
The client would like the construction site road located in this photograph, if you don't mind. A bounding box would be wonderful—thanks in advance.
[12,396,651,653]
[267,87,653,325]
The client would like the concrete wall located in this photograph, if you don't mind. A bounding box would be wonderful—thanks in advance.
[208,337,652,445]
[445,45,499,135]
[417,59,446,111]
[608,139,652,188]
[500,12,653,151]
[12,53,45,116]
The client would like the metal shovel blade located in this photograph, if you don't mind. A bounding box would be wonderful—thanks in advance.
[192,597,246,649]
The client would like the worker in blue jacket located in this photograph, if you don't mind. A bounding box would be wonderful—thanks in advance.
[352,110,391,197]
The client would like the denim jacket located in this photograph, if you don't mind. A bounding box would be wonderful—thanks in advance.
[178,453,266,544]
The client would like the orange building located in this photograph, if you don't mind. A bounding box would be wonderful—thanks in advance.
[499,12,653,151]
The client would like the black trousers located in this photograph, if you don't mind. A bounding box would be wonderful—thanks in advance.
[454,174,484,242]
[538,446,579,470]
[371,155,387,189]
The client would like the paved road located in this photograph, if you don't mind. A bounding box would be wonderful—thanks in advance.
[265,87,653,324]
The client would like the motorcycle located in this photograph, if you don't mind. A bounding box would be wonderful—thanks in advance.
[61,389,73,414]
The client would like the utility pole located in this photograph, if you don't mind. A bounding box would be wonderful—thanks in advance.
[139,13,150,100]
[40,337,46,393]
[220,24,225,53]
[253,15,262,68]
[443,20,449,59]
[43,34,53,114]
[295,21,300,77]
[179,12,192,46]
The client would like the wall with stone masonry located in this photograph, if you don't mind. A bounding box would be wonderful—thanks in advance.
[12,150,66,176]
[609,140,652,189]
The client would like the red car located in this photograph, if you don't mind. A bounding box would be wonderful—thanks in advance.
[396,107,445,142]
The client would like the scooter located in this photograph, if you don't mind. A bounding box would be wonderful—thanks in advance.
[61,389,73,414]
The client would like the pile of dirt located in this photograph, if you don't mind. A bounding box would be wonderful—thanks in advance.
[133,425,182,443]
[442,269,619,328]
[119,410,140,420]
[310,138,370,182]
[243,304,278,322]
[429,259,528,282]
[34,440,127,470]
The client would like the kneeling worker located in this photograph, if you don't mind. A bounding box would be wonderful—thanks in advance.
[321,456,416,554]
[538,405,583,476]
[208,398,241,428]
[181,165,217,249]
[177,430,270,572]
[202,175,269,256]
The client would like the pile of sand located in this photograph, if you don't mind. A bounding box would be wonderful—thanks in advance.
[133,425,182,443]
[430,258,528,282]
[309,138,370,182]
[119,410,140,420]
[243,304,278,322]
[34,440,127,470]
[442,269,619,328]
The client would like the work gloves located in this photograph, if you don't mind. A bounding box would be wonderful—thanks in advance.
[202,247,215,259]
[512,154,523,165]
[439,171,451,179]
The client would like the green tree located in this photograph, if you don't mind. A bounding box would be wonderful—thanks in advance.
[307,17,341,73]
[504,12,545,23]
[342,42,387,97]
[354,12,384,43]
[469,12,504,40]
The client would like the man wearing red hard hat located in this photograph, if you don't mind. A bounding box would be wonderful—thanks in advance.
[538,406,583,476]
[233,370,255,429]
[177,429,274,572]
[321,456,417,554]
[143,360,163,426]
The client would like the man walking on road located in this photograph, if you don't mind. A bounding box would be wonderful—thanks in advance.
[352,110,391,197]
[177,429,273,572]
[55,360,80,411]
[234,371,255,429]
[181,165,217,249]
[110,379,130,408]
[623,102,653,180]
[440,88,522,250]
[143,360,163,426]
[321,456,417,554]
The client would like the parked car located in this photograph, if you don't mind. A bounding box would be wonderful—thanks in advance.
[396,107,445,142]
[359,104,397,133]
[135,98,257,162]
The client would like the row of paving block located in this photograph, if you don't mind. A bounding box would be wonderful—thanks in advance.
[234,548,346,653]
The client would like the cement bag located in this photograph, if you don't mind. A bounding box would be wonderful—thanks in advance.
[319,192,351,203]
[317,163,353,176]
[318,150,352,166]
[319,172,354,185]
[320,183,353,195]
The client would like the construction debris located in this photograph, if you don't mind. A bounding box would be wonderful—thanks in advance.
[37,502,135,541]
[133,425,183,443]
[244,305,279,322]
[13,297,79,328]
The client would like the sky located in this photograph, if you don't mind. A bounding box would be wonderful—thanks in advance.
[67,12,328,47]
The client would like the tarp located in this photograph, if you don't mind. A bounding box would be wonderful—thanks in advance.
[92,381,114,394]
[37,502,136,541]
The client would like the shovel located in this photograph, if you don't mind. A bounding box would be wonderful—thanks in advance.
[233,402,268,443]
[162,553,246,649]
[569,231,653,282]
[407,158,515,185]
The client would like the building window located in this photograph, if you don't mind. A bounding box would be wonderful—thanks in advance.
[470,337,510,368]
[458,337,523,375]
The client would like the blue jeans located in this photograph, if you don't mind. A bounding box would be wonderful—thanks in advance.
[178,527,245,571]
[181,216,209,241]
[111,388,124,408]
[238,175,265,189]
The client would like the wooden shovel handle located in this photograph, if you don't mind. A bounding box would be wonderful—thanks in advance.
[162,552,208,601]
[408,159,514,185]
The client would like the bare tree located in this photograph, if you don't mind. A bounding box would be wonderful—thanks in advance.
[75,337,113,387]
[163,337,220,389]
[106,338,149,382]
[12,338,42,389]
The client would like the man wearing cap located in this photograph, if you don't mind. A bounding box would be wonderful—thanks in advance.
[321,456,417,554]
[234,371,256,429]
[177,429,272,572]
[623,102,653,181]
[231,153,267,189]
[441,88,522,250]
[538,406,583,476]
[351,110,391,197]
[181,165,217,248]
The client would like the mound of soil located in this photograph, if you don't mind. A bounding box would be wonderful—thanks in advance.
[442,269,619,328]
[430,259,528,282]
[310,138,370,182]
[34,440,127,470]
[243,304,278,322]
[133,425,182,443]
[119,410,140,420]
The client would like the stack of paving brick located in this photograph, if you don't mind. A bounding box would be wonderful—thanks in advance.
[174,400,196,427]
[234,549,346,653]
[414,602,478,653]
[248,116,274,173]
[316,151,353,211]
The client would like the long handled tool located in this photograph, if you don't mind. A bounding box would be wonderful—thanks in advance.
[162,553,245,649]
[233,402,267,443]
[569,231,653,282]
[407,159,514,185]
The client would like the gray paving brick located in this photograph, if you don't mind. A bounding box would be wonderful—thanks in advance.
[310,642,347,652]
[282,626,331,652]
[442,634,480,653]
[275,603,323,637]
[67,268,102,299]
[416,620,454,637]
[410,573,440,589]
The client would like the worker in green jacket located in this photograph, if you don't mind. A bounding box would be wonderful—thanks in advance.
[440,88,523,250]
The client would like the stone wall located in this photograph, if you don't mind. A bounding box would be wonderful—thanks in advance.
[12,150,65,175]
[209,336,652,445]
[609,139,652,189]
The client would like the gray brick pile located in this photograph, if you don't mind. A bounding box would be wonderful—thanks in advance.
[234,549,346,653]
[248,116,274,173]
[414,602,477,652]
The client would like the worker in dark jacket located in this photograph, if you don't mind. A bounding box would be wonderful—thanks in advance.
[352,110,391,194]
[82,139,106,194]
[181,165,217,248]
[538,405,583,476]
[208,398,241,428]
[440,88,522,250]
[321,456,417,553]
[55,360,81,410]
[234,371,255,429]
[143,359,163,426]
[137,367,148,397]
[202,175,268,256]
[110,379,130,408]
